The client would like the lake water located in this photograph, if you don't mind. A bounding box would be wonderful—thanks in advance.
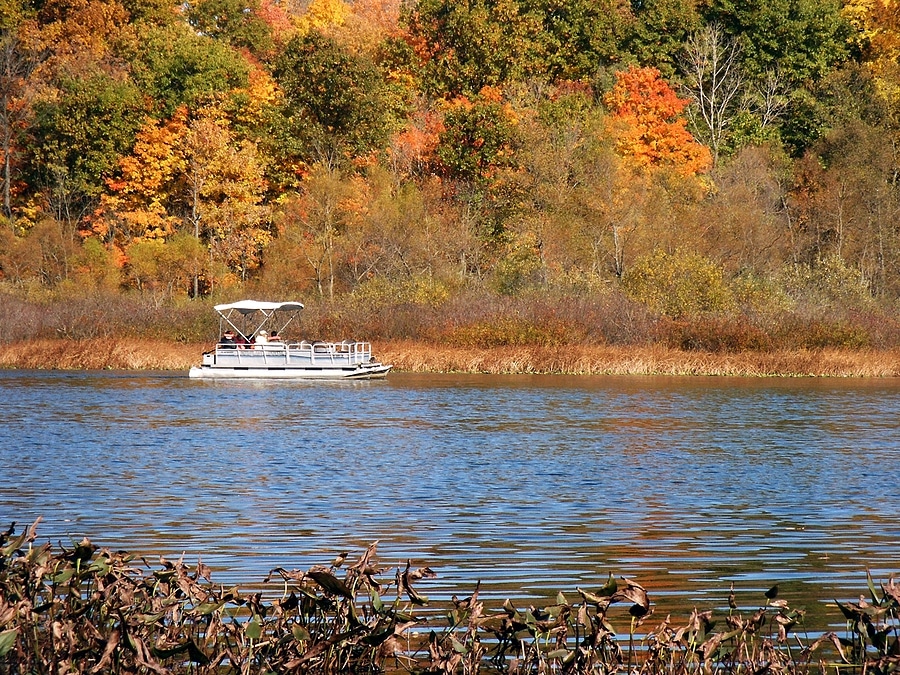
[2,370,898,634]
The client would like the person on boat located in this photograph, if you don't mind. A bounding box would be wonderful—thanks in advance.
[235,333,250,349]
[220,330,237,349]
[254,330,268,348]
[268,330,283,343]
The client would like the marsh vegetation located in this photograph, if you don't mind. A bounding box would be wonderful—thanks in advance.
[2,521,899,675]
[2,293,900,376]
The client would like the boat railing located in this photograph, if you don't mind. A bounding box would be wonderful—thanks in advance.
[288,340,373,364]
[212,340,373,365]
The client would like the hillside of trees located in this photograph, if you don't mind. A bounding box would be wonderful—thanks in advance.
[2,0,900,351]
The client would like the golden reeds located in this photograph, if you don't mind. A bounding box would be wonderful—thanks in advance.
[0,338,198,371]
[1,338,900,376]
[378,341,900,377]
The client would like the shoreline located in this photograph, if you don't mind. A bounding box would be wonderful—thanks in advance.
[1,338,899,377]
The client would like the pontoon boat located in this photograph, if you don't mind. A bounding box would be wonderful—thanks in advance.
[188,300,392,379]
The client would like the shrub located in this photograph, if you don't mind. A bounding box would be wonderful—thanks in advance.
[446,315,583,347]
[623,249,735,318]
[782,318,872,350]
[351,274,452,309]
[780,255,873,310]
[658,315,773,352]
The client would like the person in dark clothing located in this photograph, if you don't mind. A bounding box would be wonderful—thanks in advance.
[220,330,237,349]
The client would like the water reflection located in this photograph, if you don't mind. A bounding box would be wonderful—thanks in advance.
[1,370,899,633]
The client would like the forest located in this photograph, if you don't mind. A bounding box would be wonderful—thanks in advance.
[1,0,900,353]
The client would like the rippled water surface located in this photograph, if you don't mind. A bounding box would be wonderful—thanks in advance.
[2,370,899,632]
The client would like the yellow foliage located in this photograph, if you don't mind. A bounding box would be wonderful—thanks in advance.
[352,274,450,308]
[295,0,349,34]
[334,0,402,53]
[232,66,282,131]
[843,0,900,63]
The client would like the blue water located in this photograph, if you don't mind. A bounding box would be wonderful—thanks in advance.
[2,370,899,632]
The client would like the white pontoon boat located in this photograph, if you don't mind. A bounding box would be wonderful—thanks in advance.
[188,300,392,379]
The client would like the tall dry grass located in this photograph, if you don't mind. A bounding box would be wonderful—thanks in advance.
[0,338,900,377]
[379,342,900,377]
[0,339,198,370]
[2,288,900,376]
[4,337,895,376]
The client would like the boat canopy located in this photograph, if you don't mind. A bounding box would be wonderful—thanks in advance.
[214,300,304,314]
[213,300,305,340]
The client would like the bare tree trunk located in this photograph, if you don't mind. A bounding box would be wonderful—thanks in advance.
[682,24,745,167]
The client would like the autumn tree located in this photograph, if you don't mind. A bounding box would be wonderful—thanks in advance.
[278,164,355,299]
[341,165,452,287]
[0,28,37,224]
[699,145,791,278]
[603,65,712,176]
[181,111,271,287]
[94,108,188,249]
[387,102,443,178]
[294,0,349,36]
[337,0,401,55]
[123,231,205,298]
[789,111,900,298]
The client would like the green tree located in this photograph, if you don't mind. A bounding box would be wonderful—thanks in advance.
[521,0,632,82]
[402,0,542,97]
[272,30,397,164]
[185,0,273,55]
[127,22,250,116]
[28,68,144,217]
[627,0,701,77]
[702,0,850,86]
[436,93,518,184]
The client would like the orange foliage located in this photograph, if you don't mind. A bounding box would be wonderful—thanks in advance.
[389,108,444,177]
[20,0,132,75]
[93,108,189,245]
[478,85,503,103]
[604,66,712,176]
[845,0,900,65]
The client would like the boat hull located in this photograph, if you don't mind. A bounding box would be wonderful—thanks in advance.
[188,362,392,379]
